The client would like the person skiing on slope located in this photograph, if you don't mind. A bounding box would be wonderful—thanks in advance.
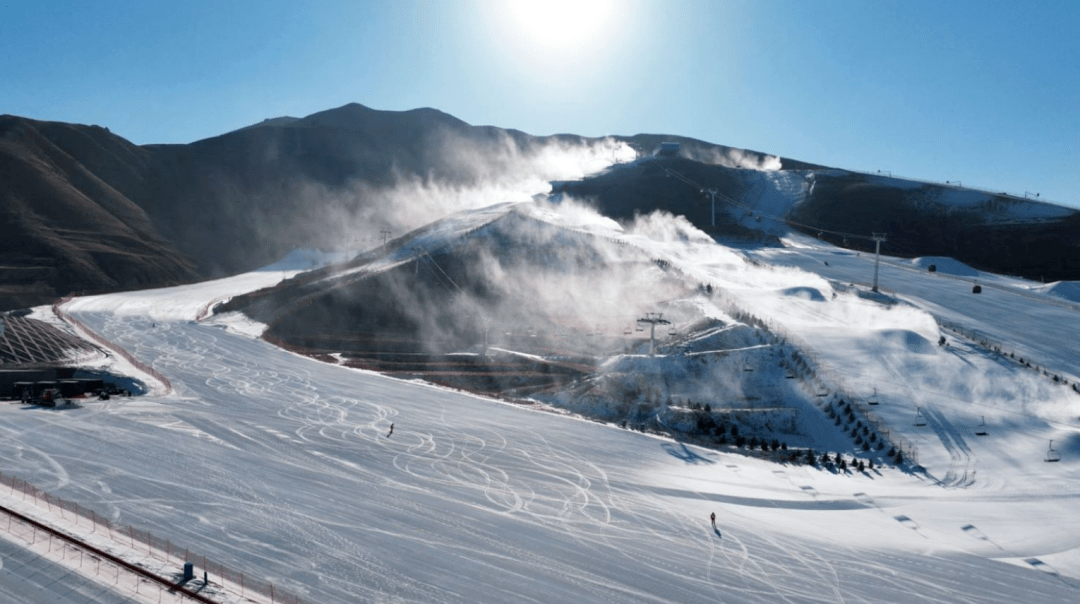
[387,423,394,438]
[710,512,716,527]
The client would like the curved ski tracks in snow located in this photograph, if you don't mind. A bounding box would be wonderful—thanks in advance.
[2,307,1079,603]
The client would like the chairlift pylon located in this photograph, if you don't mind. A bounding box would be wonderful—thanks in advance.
[974,416,988,436]
[1046,439,1061,462]
[914,406,927,427]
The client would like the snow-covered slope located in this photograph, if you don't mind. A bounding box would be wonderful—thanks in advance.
[3,201,1080,603]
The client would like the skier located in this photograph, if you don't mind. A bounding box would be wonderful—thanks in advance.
[710,512,716,527]
[387,423,394,438]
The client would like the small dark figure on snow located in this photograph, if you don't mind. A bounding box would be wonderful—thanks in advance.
[387,423,394,438]
[710,512,716,526]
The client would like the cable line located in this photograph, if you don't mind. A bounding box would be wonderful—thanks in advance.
[661,166,888,243]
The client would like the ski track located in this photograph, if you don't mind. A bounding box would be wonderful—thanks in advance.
[922,405,977,488]
[1,309,1078,603]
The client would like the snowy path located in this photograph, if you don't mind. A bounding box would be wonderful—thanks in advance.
[0,535,140,604]
[1,306,1078,602]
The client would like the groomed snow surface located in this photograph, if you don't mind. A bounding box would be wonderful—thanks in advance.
[3,205,1080,603]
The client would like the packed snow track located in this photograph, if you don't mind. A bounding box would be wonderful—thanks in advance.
[1,307,1077,603]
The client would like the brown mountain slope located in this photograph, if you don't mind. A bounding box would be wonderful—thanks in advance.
[0,116,199,310]
[137,103,601,276]
[4,102,1075,312]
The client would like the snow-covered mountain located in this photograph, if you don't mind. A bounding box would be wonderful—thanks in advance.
[4,193,1079,602]
[6,102,1076,312]
[3,101,1080,603]
[556,154,1080,283]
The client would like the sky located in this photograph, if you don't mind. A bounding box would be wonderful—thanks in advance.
[2,0,1078,207]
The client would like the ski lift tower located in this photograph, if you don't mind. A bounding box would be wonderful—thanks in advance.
[637,312,671,357]
[702,189,719,227]
[871,233,887,292]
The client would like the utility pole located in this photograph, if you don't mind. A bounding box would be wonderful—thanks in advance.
[637,312,671,357]
[702,189,719,227]
[380,230,391,252]
[871,233,887,292]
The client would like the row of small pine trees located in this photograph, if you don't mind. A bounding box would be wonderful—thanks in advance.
[798,449,889,472]
[826,400,888,453]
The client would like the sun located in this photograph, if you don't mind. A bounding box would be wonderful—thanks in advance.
[502,0,620,49]
[479,0,634,86]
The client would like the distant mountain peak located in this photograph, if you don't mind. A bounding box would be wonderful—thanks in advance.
[293,103,470,131]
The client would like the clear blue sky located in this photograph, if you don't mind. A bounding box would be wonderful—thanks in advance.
[3,0,1078,207]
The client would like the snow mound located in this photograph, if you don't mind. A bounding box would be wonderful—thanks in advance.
[779,286,826,302]
[878,329,936,355]
[911,256,980,277]
[1036,281,1080,303]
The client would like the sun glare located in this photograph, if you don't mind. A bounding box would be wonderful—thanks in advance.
[505,0,620,48]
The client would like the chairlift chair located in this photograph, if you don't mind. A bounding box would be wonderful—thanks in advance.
[974,416,988,436]
[1046,440,1061,462]
[867,387,879,405]
[914,406,927,427]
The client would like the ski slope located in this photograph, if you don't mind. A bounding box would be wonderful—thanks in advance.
[3,204,1080,603]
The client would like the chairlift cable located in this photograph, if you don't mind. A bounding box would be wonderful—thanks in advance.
[662,166,884,243]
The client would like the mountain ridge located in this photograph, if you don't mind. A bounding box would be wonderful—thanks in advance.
[1,103,1076,310]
